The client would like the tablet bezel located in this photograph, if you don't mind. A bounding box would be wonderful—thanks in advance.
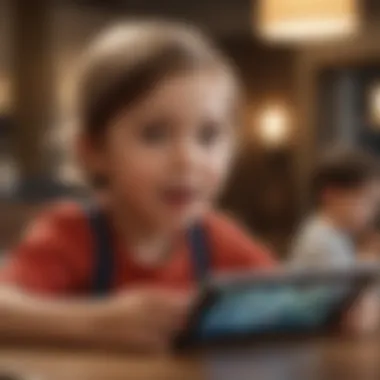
[176,265,380,348]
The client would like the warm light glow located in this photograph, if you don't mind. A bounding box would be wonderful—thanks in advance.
[369,83,380,129]
[258,105,290,146]
[0,77,11,112]
[0,158,18,191]
[257,0,358,43]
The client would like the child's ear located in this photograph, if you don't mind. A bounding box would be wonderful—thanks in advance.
[75,131,106,180]
[75,131,91,172]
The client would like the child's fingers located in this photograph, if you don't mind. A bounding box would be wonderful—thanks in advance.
[341,292,379,335]
[151,290,194,315]
[142,291,195,333]
[146,304,189,334]
[340,306,358,335]
[151,289,195,307]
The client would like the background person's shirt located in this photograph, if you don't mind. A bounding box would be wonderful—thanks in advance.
[0,202,276,296]
[290,215,355,269]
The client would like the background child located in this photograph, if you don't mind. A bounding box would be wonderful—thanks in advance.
[0,21,275,351]
[291,148,379,268]
[359,212,380,262]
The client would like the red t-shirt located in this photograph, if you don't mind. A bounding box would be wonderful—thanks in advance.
[1,202,276,296]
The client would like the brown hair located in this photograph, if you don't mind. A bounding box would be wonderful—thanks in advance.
[77,21,238,141]
[313,148,379,204]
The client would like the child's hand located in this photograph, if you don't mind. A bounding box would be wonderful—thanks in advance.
[98,288,193,352]
[341,291,379,336]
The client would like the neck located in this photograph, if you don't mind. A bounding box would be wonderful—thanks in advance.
[318,208,347,233]
[105,197,180,265]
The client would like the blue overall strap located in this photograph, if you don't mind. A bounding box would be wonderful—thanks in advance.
[187,223,211,283]
[84,205,115,296]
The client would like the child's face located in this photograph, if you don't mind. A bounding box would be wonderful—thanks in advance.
[331,181,379,233]
[94,71,236,228]
[368,232,380,254]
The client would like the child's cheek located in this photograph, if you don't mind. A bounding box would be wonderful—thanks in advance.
[373,237,380,253]
[108,148,162,201]
[204,151,234,196]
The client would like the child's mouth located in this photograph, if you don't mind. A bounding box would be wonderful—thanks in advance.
[161,186,199,209]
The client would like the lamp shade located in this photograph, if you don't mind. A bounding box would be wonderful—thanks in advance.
[257,0,358,42]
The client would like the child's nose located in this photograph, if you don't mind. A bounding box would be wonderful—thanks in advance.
[172,140,201,170]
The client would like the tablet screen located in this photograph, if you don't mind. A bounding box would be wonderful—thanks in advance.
[197,283,352,339]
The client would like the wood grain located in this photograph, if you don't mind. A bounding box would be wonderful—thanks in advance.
[1,338,380,380]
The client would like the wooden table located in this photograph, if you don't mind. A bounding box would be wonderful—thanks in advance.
[1,338,380,380]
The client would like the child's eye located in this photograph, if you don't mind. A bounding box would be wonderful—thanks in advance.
[139,121,171,144]
[198,121,223,146]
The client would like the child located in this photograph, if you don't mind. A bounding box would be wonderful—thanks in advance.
[291,148,379,268]
[0,22,275,351]
[359,213,380,263]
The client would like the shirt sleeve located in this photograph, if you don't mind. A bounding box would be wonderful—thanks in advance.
[0,203,92,296]
[207,213,277,271]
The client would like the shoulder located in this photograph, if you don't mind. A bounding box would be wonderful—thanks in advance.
[3,201,95,294]
[204,211,277,270]
[18,200,92,253]
[290,216,344,267]
[295,217,339,249]
[26,201,87,235]
[37,200,87,226]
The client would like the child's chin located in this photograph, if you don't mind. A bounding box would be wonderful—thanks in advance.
[162,207,206,228]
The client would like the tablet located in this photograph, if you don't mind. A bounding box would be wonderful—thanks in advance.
[177,264,380,347]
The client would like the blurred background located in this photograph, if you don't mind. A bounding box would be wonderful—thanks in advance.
[0,0,379,256]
